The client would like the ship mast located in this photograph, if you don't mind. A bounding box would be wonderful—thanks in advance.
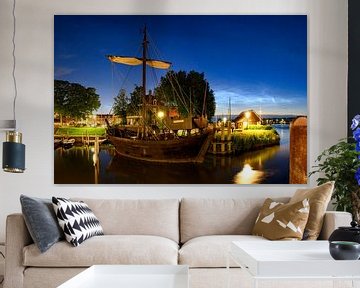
[142,26,148,137]
[107,26,171,138]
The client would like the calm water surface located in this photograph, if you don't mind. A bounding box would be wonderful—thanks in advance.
[54,125,289,184]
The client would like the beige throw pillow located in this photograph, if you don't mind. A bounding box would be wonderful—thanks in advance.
[289,181,334,240]
[252,198,310,240]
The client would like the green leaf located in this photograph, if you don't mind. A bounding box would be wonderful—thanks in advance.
[309,139,359,215]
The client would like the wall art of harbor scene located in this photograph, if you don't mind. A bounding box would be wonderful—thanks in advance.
[54,15,307,184]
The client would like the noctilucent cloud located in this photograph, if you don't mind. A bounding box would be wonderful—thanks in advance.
[55,15,307,117]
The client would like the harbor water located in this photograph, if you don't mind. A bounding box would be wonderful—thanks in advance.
[54,125,290,184]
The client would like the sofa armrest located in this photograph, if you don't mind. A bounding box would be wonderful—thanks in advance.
[4,213,33,288]
[318,211,352,240]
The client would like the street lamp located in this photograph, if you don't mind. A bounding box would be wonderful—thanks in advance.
[157,110,165,135]
[157,111,165,119]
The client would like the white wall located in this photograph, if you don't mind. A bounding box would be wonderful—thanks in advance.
[0,0,348,242]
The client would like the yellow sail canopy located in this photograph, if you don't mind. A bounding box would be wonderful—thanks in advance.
[107,55,171,69]
[146,60,171,69]
[108,56,142,66]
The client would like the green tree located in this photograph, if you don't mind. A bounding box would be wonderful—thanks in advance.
[154,70,216,119]
[54,80,101,124]
[113,89,128,124]
[127,85,142,115]
[310,139,360,221]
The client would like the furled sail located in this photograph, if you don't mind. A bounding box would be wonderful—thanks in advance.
[107,55,171,69]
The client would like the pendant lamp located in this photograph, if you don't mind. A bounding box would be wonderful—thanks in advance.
[1,0,25,173]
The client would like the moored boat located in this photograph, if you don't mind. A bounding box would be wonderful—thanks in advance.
[107,130,212,163]
[54,139,62,149]
[62,138,75,149]
[106,26,213,163]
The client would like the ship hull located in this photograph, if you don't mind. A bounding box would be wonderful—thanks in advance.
[108,131,212,163]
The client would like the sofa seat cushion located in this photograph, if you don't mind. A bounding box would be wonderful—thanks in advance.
[23,235,178,267]
[179,235,267,268]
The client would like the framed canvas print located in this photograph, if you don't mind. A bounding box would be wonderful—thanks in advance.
[54,15,307,184]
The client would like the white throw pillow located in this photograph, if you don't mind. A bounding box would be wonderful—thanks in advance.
[52,197,103,247]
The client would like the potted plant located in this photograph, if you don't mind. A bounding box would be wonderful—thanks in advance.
[310,115,360,222]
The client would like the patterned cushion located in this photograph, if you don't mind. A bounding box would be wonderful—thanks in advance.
[289,181,334,240]
[252,198,310,240]
[52,197,104,246]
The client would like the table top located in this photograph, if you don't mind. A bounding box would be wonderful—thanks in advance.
[58,265,189,288]
[231,240,360,278]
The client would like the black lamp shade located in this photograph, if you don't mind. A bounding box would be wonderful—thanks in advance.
[2,141,25,173]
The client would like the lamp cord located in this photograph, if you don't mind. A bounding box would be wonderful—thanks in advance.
[11,0,17,128]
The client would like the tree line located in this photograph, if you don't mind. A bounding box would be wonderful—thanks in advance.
[54,80,101,125]
[113,70,216,124]
[54,70,216,126]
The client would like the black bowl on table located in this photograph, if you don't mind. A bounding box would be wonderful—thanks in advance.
[329,241,360,260]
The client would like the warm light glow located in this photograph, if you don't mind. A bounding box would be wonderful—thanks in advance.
[223,117,227,123]
[245,111,251,119]
[92,153,98,166]
[157,111,165,119]
[233,163,264,184]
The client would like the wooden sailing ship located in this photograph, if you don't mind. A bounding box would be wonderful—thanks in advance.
[105,27,213,163]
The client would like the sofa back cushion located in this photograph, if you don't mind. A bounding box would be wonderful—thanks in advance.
[180,198,289,243]
[72,198,179,243]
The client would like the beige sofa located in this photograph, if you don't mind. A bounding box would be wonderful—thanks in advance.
[4,198,352,288]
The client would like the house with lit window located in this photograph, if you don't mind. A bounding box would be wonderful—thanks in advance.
[233,109,262,129]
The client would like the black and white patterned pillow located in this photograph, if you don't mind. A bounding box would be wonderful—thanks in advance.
[52,197,104,247]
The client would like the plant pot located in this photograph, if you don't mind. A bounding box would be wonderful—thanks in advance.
[329,221,360,244]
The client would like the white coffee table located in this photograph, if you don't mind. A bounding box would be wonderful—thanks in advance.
[57,265,189,288]
[229,241,360,288]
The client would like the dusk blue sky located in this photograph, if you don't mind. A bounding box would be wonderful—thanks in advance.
[55,15,307,116]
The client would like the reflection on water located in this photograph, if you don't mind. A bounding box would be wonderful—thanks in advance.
[54,125,290,184]
[234,163,265,184]
[233,124,289,184]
